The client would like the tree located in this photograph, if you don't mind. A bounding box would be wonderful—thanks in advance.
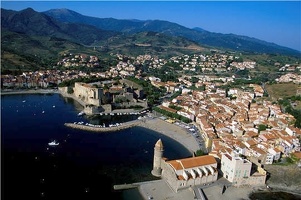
[195,149,205,156]
[258,124,267,132]
[67,87,74,94]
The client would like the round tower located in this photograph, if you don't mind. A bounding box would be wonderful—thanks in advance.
[151,138,164,177]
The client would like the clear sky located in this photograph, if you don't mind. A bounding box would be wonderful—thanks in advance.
[1,1,301,52]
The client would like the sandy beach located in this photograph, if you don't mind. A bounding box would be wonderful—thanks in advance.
[137,117,200,154]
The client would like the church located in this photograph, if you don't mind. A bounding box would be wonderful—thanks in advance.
[151,139,218,192]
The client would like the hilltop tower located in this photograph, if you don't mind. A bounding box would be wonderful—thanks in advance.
[151,138,164,177]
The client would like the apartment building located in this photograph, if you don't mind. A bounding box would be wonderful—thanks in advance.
[221,153,266,187]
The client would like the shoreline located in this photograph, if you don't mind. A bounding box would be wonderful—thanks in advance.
[64,117,200,154]
[1,89,200,154]
[1,89,60,95]
[136,117,200,153]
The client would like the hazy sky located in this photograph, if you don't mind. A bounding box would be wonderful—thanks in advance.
[1,1,301,51]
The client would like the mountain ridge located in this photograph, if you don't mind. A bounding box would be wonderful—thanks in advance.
[44,8,300,56]
[1,8,118,46]
[1,8,206,69]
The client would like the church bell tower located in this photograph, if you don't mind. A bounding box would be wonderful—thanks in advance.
[151,138,164,177]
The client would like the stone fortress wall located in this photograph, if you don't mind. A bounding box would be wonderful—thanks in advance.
[73,82,102,106]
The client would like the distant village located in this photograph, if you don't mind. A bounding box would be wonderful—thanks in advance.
[2,52,301,89]
[2,52,301,191]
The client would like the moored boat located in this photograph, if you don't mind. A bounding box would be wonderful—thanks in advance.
[48,140,59,146]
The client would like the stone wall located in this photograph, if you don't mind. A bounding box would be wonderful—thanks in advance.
[73,82,102,106]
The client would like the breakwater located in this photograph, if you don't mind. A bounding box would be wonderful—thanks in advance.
[64,120,142,132]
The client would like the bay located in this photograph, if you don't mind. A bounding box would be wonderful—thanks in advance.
[1,93,192,200]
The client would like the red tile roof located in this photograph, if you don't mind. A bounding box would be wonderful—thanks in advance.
[166,155,217,170]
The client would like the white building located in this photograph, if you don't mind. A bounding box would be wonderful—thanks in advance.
[221,153,266,186]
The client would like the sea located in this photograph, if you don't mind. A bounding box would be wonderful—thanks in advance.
[1,93,192,200]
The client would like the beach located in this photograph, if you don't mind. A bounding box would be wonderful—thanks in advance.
[137,117,200,154]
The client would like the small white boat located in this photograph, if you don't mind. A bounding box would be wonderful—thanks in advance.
[78,111,85,116]
[48,140,59,146]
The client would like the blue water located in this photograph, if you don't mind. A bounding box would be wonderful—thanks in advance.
[1,93,192,200]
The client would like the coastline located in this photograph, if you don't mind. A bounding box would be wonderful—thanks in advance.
[137,117,200,154]
[2,89,201,200]
[1,89,60,95]
[1,89,200,153]
[3,89,301,200]
[64,117,200,154]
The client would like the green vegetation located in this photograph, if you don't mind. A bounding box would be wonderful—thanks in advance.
[265,83,300,100]
[58,77,108,87]
[242,53,301,71]
[148,65,180,82]
[169,90,182,100]
[218,77,263,91]
[195,149,205,156]
[273,153,300,166]
[153,106,192,123]
[125,77,166,107]
[278,95,301,128]
[258,124,268,132]
[67,87,74,94]
[168,104,182,111]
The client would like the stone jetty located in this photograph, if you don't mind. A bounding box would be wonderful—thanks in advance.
[64,120,142,132]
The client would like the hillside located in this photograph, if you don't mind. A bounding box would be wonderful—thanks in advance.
[95,31,206,57]
[1,8,206,70]
[1,8,118,45]
[1,30,100,71]
[1,8,300,72]
[44,8,301,56]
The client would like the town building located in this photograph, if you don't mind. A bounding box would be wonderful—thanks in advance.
[220,153,266,187]
[152,139,218,192]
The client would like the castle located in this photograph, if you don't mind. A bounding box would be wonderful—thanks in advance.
[60,80,148,114]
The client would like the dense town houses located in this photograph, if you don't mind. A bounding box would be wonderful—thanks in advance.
[159,86,301,165]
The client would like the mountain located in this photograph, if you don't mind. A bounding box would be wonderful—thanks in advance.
[1,29,98,71]
[1,8,118,46]
[1,8,205,70]
[1,8,118,70]
[95,31,205,57]
[44,8,300,56]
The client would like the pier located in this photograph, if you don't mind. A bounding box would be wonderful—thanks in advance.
[64,120,142,132]
[113,180,161,190]
[113,183,139,190]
